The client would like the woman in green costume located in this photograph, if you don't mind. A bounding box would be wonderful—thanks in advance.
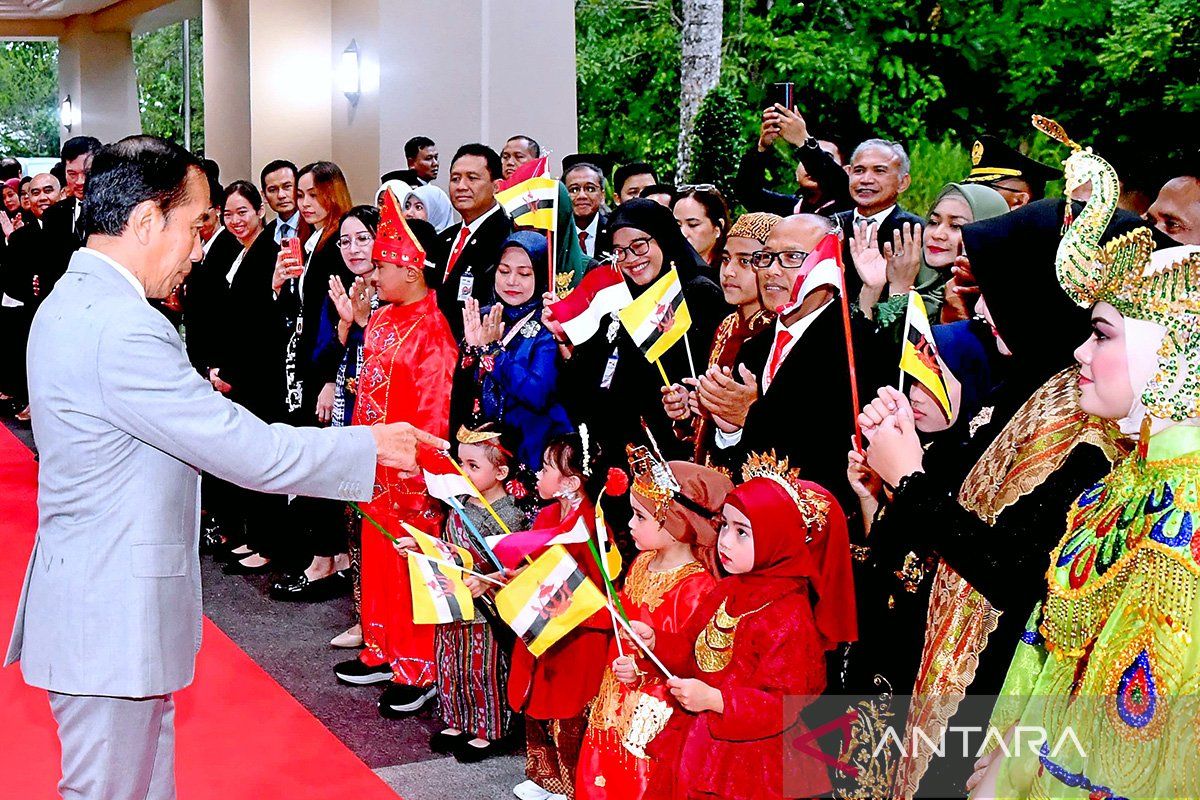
[970,131,1200,799]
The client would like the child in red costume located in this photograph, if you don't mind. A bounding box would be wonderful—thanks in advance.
[509,430,611,800]
[620,453,858,799]
[334,190,457,718]
[576,450,728,799]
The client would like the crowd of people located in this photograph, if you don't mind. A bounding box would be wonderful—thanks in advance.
[1,107,1198,800]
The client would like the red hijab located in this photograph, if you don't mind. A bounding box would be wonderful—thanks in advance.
[724,477,857,648]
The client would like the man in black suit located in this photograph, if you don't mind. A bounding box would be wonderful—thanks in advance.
[832,138,924,307]
[703,214,873,511]
[37,136,102,297]
[381,135,439,187]
[563,160,609,259]
[439,143,513,339]
[499,134,540,181]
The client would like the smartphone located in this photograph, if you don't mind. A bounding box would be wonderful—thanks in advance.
[768,81,795,111]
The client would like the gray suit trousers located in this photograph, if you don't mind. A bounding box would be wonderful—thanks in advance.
[49,692,176,800]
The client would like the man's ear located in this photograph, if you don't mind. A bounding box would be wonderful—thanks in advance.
[492,178,504,193]
[130,200,158,245]
[898,173,912,194]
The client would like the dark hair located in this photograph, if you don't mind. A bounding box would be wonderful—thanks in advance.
[639,184,675,199]
[50,161,66,187]
[206,174,224,210]
[259,159,298,189]
[224,180,263,211]
[614,162,657,196]
[672,186,730,264]
[0,157,21,181]
[563,162,605,187]
[405,217,445,287]
[451,143,503,182]
[296,161,353,248]
[19,175,31,189]
[83,135,203,238]
[405,136,436,160]
[507,135,541,157]
[542,430,605,499]
[61,136,102,164]
[201,158,220,185]
[339,204,380,236]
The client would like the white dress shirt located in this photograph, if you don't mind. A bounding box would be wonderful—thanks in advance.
[578,214,600,257]
[852,204,896,229]
[82,247,147,301]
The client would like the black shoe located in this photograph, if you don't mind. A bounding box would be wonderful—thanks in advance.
[378,684,437,718]
[222,556,272,575]
[429,728,469,754]
[334,659,393,686]
[269,571,351,602]
[453,737,508,763]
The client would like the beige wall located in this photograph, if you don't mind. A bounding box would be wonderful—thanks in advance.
[330,0,381,204]
[58,16,142,146]
[202,0,251,181]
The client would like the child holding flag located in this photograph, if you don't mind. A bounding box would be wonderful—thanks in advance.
[509,431,612,800]
[618,454,857,800]
[575,451,729,799]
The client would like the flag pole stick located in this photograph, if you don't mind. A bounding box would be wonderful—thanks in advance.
[548,183,558,296]
[682,329,698,381]
[897,291,910,394]
[447,455,512,535]
[585,537,630,623]
[446,496,502,571]
[655,359,671,389]
[607,602,674,680]
[836,256,864,454]
[410,552,506,587]
[351,501,397,542]
[595,499,622,656]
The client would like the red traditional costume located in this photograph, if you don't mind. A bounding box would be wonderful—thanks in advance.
[576,455,729,799]
[645,456,858,800]
[352,193,457,686]
[508,499,610,799]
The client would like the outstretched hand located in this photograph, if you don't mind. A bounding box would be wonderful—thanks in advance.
[371,423,450,474]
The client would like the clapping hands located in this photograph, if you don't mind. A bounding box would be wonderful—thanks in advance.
[463,297,503,348]
[329,275,373,328]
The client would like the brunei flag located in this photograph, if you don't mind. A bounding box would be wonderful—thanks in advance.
[898,291,952,420]
[496,176,558,231]
[495,545,607,656]
[404,523,476,624]
[595,499,622,580]
[617,267,692,363]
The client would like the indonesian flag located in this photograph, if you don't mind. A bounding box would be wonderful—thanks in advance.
[776,230,843,317]
[546,264,633,345]
[497,155,550,191]
[485,508,592,569]
[898,292,953,419]
[496,176,557,231]
[420,450,481,502]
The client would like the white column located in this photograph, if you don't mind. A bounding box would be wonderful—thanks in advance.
[58,16,142,147]
[201,0,251,180]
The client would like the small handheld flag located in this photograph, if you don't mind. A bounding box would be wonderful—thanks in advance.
[494,545,607,657]
[496,155,550,191]
[420,449,480,502]
[496,175,558,231]
[485,507,592,570]
[403,524,476,624]
[546,262,633,345]
[898,292,952,420]
[617,267,693,364]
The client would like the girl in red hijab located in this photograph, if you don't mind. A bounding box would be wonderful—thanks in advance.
[618,453,857,799]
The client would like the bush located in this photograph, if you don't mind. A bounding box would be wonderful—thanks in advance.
[687,85,743,205]
[903,137,970,216]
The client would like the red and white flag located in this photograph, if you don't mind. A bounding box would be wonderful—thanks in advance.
[546,265,633,345]
[497,155,551,191]
[485,508,592,569]
[419,450,481,502]
[776,230,843,317]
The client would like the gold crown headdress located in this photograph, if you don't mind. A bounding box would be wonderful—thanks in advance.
[1035,115,1200,421]
[627,443,680,522]
[741,451,830,529]
[457,424,502,446]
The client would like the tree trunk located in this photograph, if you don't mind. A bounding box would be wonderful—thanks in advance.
[678,0,723,180]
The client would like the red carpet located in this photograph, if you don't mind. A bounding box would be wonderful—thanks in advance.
[0,426,401,799]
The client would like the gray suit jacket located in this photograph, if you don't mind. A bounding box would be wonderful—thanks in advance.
[5,249,377,698]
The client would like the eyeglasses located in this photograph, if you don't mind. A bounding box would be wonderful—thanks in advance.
[610,237,653,262]
[676,183,716,193]
[750,250,810,270]
[566,183,602,195]
[337,232,375,249]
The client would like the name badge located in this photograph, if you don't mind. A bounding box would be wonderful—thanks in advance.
[600,348,619,389]
[457,271,475,302]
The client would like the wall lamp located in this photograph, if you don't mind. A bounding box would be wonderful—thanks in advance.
[61,95,73,131]
[339,40,361,106]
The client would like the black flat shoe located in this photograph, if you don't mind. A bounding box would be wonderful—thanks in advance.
[453,737,508,763]
[378,684,436,718]
[200,528,227,554]
[222,556,272,575]
[429,729,469,754]
[269,571,350,602]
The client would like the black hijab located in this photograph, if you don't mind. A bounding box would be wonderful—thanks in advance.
[605,198,709,290]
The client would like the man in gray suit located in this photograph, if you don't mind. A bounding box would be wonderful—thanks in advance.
[4,135,446,799]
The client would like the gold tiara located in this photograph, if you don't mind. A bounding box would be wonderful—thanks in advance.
[456,424,503,446]
[741,451,830,528]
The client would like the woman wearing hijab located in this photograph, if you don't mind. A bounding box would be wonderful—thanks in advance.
[576,456,729,799]
[453,230,573,473]
[851,194,1154,796]
[970,229,1200,799]
[851,182,1008,333]
[621,455,857,800]
[548,199,729,486]
[405,183,456,233]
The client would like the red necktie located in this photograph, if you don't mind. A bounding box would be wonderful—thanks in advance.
[446,227,471,278]
[578,230,588,253]
[767,329,794,385]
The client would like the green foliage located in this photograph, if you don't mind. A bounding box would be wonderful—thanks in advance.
[904,137,969,215]
[687,84,743,202]
[133,18,204,153]
[0,41,60,158]
[577,0,1200,199]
